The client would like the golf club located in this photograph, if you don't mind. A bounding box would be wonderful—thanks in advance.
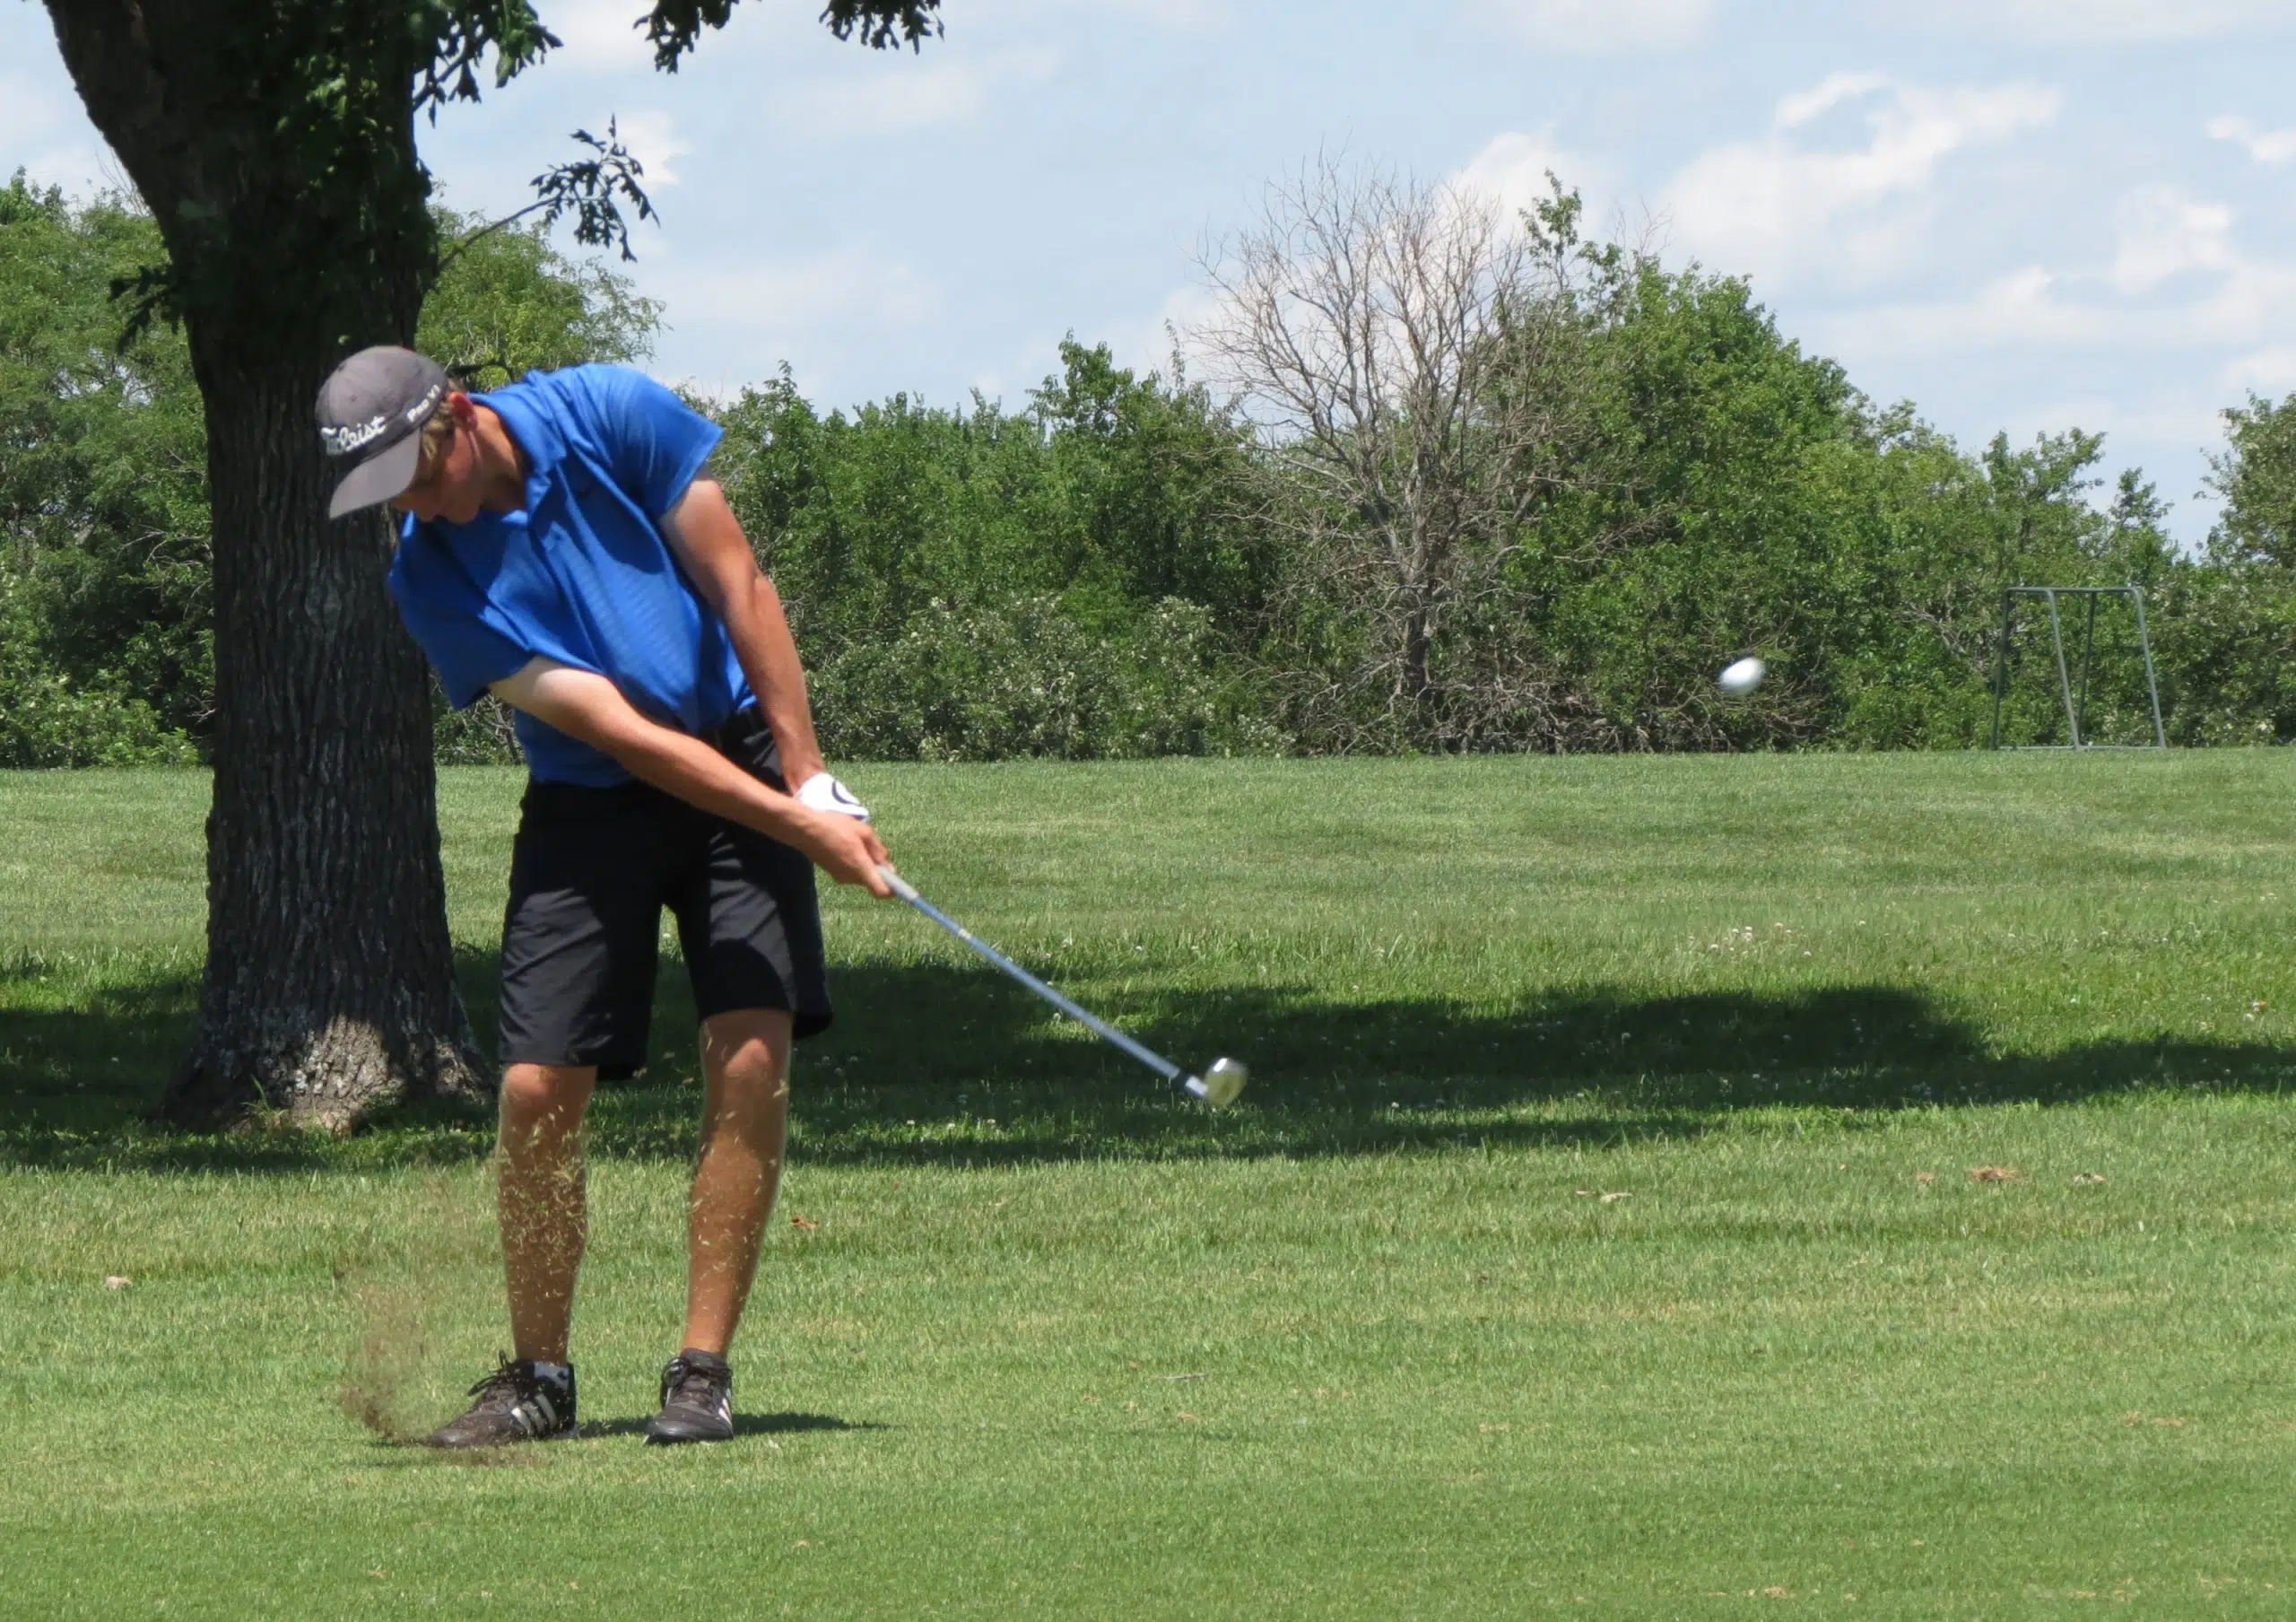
[876,866,1248,1108]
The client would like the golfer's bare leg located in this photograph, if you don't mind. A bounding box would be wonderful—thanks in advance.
[498,1062,596,1365]
[682,1008,793,1356]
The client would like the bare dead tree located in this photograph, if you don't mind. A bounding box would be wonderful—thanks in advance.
[1194,156,1594,748]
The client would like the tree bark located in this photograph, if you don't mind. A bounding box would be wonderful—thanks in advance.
[1401,599,1433,718]
[42,0,485,1128]
[171,344,484,1128]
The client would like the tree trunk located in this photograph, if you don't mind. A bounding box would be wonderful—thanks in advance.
[169,342,484,1128]
[42,0,485,1129]
[1400,596,1434,730]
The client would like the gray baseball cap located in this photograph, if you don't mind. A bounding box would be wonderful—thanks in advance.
[314,346,449,519]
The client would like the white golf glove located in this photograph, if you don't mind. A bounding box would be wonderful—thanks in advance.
[796,770,871,824]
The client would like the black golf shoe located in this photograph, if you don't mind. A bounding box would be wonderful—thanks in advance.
[427,1356,578,1447]
[645,1349,735,1444]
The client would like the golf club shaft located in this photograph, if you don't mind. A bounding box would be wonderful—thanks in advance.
[876,866,1184,1086]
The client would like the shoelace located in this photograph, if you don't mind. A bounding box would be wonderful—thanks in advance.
[662,1358,726,1410]
[467,1355,549,1408]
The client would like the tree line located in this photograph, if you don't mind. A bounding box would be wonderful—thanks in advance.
[8,166,2296,773]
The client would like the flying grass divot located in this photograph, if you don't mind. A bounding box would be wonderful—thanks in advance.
[877,865,1248,1107]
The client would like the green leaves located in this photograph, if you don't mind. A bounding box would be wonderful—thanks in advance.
[422,205,663,385]
[2208,393,2296,568]
[639,0,941,68]
[45,0,945,355]
[815,0,944,49]
[810,594,1273,761]
[0,181,665,761]
[708,343,1272,761]
[413,1,561,110]
[0,179,212,761]
[520,122,660,263]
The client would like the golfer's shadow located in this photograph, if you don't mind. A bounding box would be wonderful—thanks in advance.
[583,1412,890,1439]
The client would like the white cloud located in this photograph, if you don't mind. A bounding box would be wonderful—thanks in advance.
[660,249,938,336]
[2225,348,2296,394]
[1822,266,2102,354]
[2109,187,2234,294]
[543,0,659,73]
[1450,131,1660,253]
[1659,75,2061,288]
[1454,132,1587,214]
[1820,224,2296,362]
[606,109,691,187]
[1118,0,1229,27]
[1039,0,1231,29]
[644,247,940,405]
[2208,115,2296,166]
[1462,0,1715,53]
[1768,181,2295,523]
[777,48,1058,137]
[1904,0,2296,41]
[1122,282,1228,388]
[1775,73,1891,129]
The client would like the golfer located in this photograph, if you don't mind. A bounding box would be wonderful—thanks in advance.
[315,346,890,1447]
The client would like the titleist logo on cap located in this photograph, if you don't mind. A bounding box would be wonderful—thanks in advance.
[314,347,451,518]
[318,380,443,458]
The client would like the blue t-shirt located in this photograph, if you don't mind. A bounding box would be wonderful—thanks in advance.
[387,365,751,786]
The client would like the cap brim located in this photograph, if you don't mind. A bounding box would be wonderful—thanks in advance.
[327,433,422,519]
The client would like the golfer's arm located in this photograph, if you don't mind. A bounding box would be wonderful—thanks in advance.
[491,658,891,894]
[490,658,812,844]
[662,479,827,789]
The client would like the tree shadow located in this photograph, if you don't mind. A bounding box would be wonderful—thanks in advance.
[4,951,2293,1172]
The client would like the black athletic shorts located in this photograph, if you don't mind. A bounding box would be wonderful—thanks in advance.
[497,709,832,1069]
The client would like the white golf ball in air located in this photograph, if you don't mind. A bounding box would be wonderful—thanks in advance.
[1718,657,1766,696]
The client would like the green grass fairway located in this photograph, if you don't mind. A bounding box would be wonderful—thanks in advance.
[5,753,2296,1617]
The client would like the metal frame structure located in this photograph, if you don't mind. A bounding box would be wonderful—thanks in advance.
[1988,584,2166,751]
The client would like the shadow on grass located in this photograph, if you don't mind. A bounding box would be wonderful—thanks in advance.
[581,1412,891,1440]
[4,952,2293,1172]
[352,1413,888,1464]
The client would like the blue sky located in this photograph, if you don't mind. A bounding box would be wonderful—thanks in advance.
[7,0,2294,539]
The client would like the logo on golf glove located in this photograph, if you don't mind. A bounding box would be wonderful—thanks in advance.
[796,771,870,823]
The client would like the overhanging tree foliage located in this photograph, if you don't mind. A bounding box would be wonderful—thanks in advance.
[33,0,943,1127]
[0,180,664,769]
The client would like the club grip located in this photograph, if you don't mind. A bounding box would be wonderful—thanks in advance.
[877,864,921,903]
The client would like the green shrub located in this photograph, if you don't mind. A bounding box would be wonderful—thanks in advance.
[430,688,524,765]
[0,594,195,767]
[2150,563,2296,746]
[811,595,1282,762]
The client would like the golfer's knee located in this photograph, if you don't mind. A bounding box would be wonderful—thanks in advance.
[725,1044,788,1095]
[500,1063,594,1138]
[700,1012,792,1095]
[709,1053,789,1124]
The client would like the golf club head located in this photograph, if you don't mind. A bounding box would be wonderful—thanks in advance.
[1186,1057,1248,1109]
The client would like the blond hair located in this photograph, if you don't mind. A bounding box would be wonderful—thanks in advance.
[415,395,458,475]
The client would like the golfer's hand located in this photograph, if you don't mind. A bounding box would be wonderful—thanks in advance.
[798,810,892,897]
